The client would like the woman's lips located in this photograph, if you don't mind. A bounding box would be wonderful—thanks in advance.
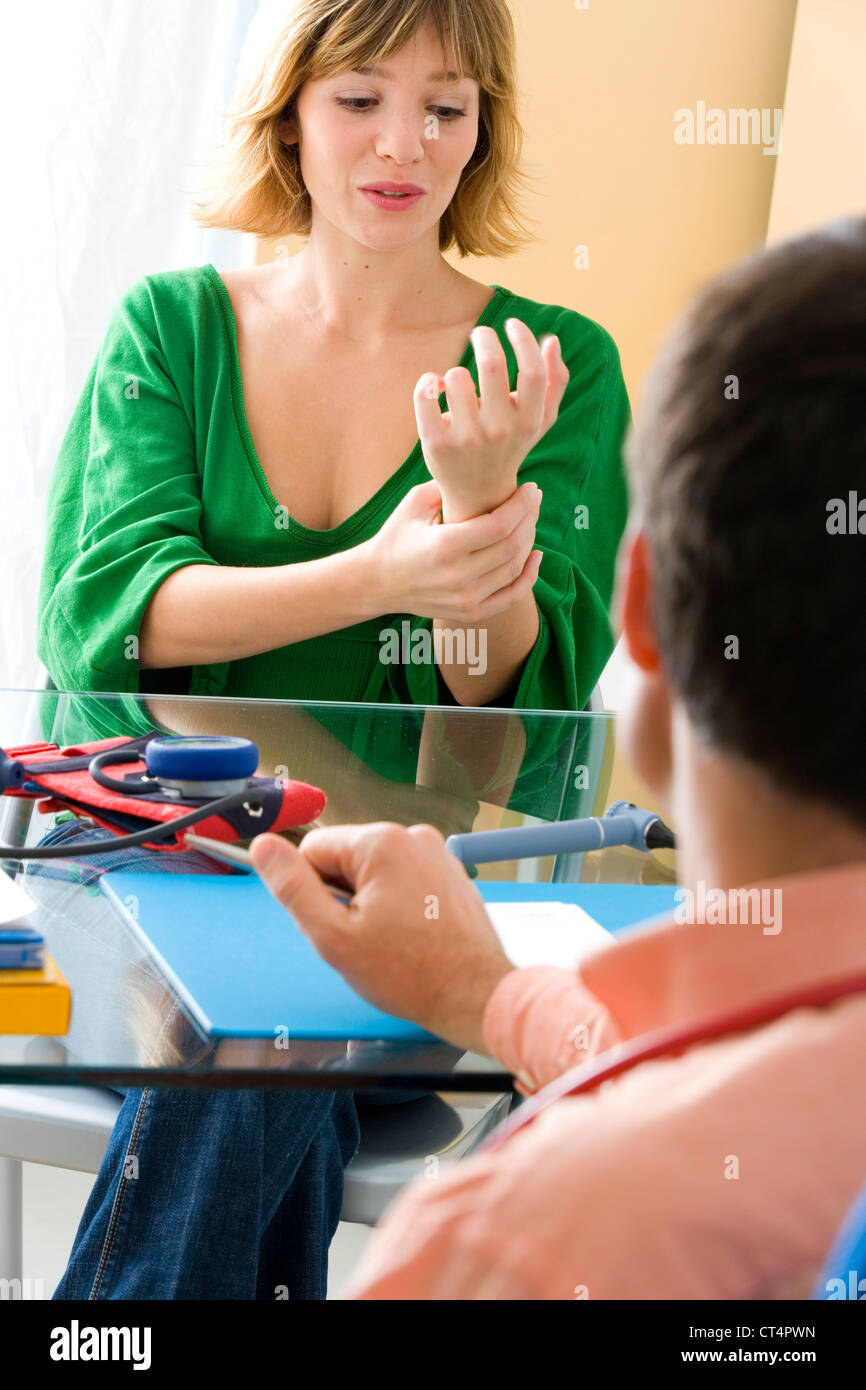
[360,186,426,210]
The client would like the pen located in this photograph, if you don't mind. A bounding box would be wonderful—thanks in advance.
[183,831,354,905]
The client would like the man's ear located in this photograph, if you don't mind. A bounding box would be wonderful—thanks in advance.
[616,523,674,808]
[619,526,661,673]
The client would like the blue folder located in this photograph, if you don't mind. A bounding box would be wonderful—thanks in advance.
[99,871,678,1042]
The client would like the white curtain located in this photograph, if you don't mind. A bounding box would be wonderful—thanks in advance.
[0,0,260,690]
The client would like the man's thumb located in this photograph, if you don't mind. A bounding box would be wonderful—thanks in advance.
[250,833,338,928]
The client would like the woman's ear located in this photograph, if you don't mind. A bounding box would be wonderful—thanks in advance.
[277,116,299,148]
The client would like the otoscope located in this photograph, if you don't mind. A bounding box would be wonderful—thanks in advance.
[445,800,676,865]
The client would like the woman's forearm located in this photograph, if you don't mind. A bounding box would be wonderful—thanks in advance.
[138,547,379,670]
[144,696,479,839]
[434,591,539,706]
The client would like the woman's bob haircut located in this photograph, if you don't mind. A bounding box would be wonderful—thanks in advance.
[189,0,537,258]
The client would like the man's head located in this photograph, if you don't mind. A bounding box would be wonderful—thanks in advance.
[618,218,866,844]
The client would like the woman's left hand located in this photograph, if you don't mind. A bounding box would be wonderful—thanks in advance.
[414,319,569,523]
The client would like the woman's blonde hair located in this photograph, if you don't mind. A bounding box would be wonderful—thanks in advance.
[189,0,536,258]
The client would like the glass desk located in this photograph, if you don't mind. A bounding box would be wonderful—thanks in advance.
[0,687,675,1094]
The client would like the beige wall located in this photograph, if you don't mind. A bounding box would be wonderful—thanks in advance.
[257,0,797,409]
[469,0,796,409]
[767,0,866,242]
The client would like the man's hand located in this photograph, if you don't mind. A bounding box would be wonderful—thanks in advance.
[249,822,515,1054]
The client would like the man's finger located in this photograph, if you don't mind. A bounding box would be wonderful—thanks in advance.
[299,821,415,896]
[250,834,346,941]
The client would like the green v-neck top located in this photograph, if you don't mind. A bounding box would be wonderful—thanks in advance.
[37,262,630,746]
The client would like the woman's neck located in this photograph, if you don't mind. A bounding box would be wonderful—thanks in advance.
[269,234,469,339]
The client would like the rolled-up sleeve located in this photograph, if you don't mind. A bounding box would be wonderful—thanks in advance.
[37,276,221,694]
[345,963,624,1299]
[482,962,622,1093]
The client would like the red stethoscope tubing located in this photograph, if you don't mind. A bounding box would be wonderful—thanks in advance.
[483,969,866,1152]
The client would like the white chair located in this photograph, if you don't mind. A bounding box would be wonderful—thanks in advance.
[0,1081,511,1287]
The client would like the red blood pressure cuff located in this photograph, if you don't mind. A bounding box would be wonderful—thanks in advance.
[3,732,326,851]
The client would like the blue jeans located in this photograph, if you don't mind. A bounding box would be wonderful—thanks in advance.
[26,820,361,1300]
[53,1083,360,1300]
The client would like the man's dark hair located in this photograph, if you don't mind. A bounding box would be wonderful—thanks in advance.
[629,217,866,828]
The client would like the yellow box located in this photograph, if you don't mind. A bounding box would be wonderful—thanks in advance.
[0,953,71,1035]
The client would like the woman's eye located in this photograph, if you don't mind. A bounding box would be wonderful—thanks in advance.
[336,98,464,120]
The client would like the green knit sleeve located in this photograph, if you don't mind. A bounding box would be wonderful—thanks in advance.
[512,315,630,712]
[36,276,228,741]
[506,315,630,817]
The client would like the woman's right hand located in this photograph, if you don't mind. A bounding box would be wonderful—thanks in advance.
[361,478,542,624]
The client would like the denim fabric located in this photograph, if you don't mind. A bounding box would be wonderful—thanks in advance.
[27,819,361,1300]
[52,1083,360,1300]
[24,815,243,884]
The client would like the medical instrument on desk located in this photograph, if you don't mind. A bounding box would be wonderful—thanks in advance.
[183,831,354,904]
[0,733,326,860]
[445,800,676,866]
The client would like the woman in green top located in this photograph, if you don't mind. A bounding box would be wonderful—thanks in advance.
[39,0,629,1300]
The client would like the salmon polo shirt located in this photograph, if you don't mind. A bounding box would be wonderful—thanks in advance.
[346,859,866,1300]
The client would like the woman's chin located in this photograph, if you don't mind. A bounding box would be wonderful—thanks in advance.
[317,201,441,252]
[348,222,432,251]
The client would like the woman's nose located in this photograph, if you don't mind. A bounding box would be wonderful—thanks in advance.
[374,113,427,164]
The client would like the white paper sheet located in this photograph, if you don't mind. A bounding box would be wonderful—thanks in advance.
[486,900,612,971]
[0,870,38,929]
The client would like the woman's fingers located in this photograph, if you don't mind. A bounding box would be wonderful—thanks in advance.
[413,372,448,443]
[455,481,539,554]
[505,320,568,437]
[439,364,479,441]
[398,478,444,519]
[471,495,539,581]
[538,333,571,433]
[414,319,562,448]
[472,548,544,618]
[470,326,512,440]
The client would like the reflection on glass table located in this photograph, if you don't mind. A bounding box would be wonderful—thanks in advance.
[0,687,675,1090]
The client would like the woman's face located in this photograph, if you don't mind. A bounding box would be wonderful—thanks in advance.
[279,22,481,250]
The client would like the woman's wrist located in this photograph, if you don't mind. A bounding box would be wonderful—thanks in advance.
[344,535,393,620]
[439,475,520,524]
